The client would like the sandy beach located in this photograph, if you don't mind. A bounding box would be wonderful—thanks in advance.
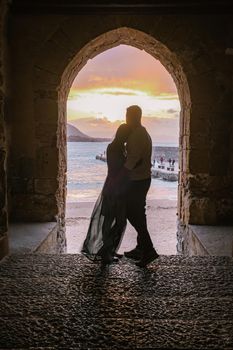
[66,198,178,255]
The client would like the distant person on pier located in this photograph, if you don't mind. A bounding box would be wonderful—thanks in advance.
[123,105,159,267]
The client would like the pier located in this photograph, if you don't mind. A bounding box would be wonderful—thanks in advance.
[151,161,178,181]
[96,155,178,182]
[151,167,178,181]
[96,154,107,162]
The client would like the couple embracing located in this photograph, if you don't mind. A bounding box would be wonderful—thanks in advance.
[82,105,159,268]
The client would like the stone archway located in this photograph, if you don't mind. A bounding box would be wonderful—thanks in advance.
[8,15,232,254]
[36,27,190,250]
[64,31,185,254]
[61,31,189,201]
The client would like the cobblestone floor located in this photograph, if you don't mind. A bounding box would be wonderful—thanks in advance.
[0,254,233,349]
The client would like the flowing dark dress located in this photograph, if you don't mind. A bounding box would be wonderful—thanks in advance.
[81,141,129,261]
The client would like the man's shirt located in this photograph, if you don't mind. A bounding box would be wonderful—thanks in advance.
[124,125,152,180]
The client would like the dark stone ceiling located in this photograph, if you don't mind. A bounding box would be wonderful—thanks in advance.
[9,0,233,15]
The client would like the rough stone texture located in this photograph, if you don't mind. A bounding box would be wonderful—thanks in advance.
[0,254,233,349]
[176,222,209,256]
[36,223,66,254]
[1,8,233,256]
[177,224,233,257]
[0,0,9,259]
[9,222,64,254]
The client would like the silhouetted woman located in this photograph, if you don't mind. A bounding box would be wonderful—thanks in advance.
[81,123,131,265]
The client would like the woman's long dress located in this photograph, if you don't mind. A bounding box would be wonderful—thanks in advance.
[81,142,129,261]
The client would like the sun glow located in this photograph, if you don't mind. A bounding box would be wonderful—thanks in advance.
[67,45,180,142]
[67,87,179,122]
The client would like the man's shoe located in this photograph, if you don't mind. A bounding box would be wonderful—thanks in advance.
[112,255,120,263]
[101,253,121,265]
[100,250,114,265]
[114,253,123,259]
[124,247,142,260]
[136,249,159,268]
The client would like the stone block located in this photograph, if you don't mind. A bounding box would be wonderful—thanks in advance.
[177,221,209,256]
[0,125,6,147]
[0,234,8,260]
[181,194,191,224]
[34,89,58,101]
[60,16,103,53]
[179,149,188,172]
[190,114,211,136]
[188,72,219,105]
[181,107,191,136]
[189,198,217,225]
[34,178,58,195]
[35,223,66,254]
[0,208,7,235]
[209,155,229,176]
[178,223,233,257]
[35,122,57,146]
[177,182,184,220]
[34,97,58,123]
[189,174,212,197]
[36,147,58,178]
[209,132,230,175]
[10,194,58,222]
[34,38,73,80]
[33,67,59,90]
[188,149,210,174]
[48,28,78,57]
[0,0,8,260]
[189,132,210,150]
[0,151,6,195]
[216,199,233,224]
[211,111,232,131]
[18,156,35,178]
[10,177,33,194]
[180,135,190,150]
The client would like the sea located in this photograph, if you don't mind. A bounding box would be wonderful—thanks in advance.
[67,142,178,203]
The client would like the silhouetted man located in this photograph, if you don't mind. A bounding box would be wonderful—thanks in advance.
[124,105,159,267]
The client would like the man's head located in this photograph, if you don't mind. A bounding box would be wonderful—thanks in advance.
[126,105,142,128]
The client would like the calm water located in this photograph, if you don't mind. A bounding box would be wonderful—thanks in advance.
[67,142,178,203]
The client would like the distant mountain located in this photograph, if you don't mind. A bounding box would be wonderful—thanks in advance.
[67,123,110,142]
[67,124,91,140]
[69,115,179,144]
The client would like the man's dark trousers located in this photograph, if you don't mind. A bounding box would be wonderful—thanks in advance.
[126,178,154,252]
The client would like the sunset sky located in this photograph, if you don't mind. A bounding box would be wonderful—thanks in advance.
[67,45,180,144]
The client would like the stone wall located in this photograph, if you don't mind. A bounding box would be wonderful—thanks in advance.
[6,11,233,254]
[6,14,67,252]
[0,0,9,259]
[230,44,233,226]
[179,17,233,225]
[177,26,233,253]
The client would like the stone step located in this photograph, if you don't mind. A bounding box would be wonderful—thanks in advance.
[0,254,233,349]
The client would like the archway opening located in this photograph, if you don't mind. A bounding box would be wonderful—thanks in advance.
[64,42,181,255]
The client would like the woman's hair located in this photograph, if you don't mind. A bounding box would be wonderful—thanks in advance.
[114,123,131,144]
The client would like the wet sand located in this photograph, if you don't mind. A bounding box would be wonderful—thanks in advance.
[66,198,178,255]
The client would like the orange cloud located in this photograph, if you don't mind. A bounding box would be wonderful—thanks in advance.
[71,45,177,96]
